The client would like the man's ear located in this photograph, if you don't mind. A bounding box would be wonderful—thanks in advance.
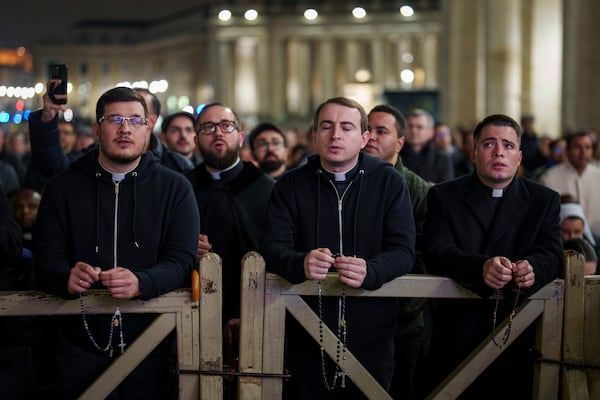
[361,130,371,149]
[396,136,406,153]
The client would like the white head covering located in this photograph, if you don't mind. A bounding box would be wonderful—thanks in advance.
[560,203,596,246]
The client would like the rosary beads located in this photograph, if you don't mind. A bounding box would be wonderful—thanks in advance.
[491,284,521,348]
[318,280,347,390]
[79,293,126,357]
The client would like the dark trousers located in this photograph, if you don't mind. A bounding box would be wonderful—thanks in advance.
[58,334,178,400]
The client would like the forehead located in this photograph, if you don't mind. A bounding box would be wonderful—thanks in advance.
[368,111,395,127]
[255,130,282,141]
[479,124,519,142]
[318,103,361,125]
[561,218,584,227]
[104,101,145,116]
[198,106,235,123]
[168,116,194,128]
[571,135,592,146]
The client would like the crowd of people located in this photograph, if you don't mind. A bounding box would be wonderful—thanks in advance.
[0,79,597,399]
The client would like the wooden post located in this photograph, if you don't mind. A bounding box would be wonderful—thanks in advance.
[562,250,589,400]
[238,252,266,400]
[199,252,223,399]
[584,276,600,399]
[262,273,287,399]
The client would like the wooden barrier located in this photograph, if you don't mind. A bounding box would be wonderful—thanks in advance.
[0,251,597,399]
[255,254,564,400]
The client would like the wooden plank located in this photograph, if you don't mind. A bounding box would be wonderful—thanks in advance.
[532,286,563,400]
[80,313,176,399]
[427,298,544,400]
[267,273,481,299]
[238,252,266,400]
[286,294,392,400]
[262,268,286,399]
[562,250,589,400]
[199,252,223,400]
[585,277,600,399]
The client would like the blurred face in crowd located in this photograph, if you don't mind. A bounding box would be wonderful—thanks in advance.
[195,105,244,171]
[94,101,149,172]
[162,115,196,159]
[12,189,41,230]
[472,124,522,189]
[567,135,593,173]
[550,139,567,164]
[365,111,403,165]
[59,121,77,153]
[252,130,288,173]
[314,102,369,172]
[406,114,434,149]
[433,124,452,151]
[561,217,585,241]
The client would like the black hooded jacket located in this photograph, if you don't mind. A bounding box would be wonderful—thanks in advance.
[34,149,199,351]
[261,152,415,392]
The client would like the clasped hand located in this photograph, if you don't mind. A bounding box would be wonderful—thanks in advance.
[68,261,141,299]
[304,248,366,288]
[483,256,535,290]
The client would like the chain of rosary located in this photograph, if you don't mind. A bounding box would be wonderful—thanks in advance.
[79,293,126,358]
[491,284,521,348]
[318,280,347,390]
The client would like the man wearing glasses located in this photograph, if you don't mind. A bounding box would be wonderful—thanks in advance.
[34,86,200,398]
[248,122,289,180]
[184,103,274,381]
[28,85,193,192]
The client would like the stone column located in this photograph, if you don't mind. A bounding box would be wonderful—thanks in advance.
[562,0,600,132]
[485,0,522,118]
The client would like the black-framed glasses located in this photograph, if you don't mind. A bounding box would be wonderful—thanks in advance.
[197,120,238,135]
[98,115,147,128]
[255,140,285,151]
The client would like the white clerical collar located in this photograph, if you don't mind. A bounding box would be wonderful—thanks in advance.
[323,161,358,182]
[98,159,135,182]
[492,188,504,198]
[209,157,241,180]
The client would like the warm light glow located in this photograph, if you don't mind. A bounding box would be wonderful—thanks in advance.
[400,69,415,83]
[355,69,372,82]
[304,8,318,21]
[218,9,232,21]
[244,9,258,21]
[400,5,414,17]
[401,52,414,63]
[149,79,168,94]
[63,108,74,122]
[177,96,190,109]
[352,7,367,19]
[35,82,44,93]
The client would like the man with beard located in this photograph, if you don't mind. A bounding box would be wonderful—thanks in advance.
[160,111,203,166]
[184,103,275,374]
[34,86,200,398]
[249,122,289,179]
[28,85,192,193]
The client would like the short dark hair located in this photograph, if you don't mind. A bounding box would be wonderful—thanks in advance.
[133,88,161,117]
[248,122,286,151]
[161,112,196,133]
[95,87,147,123]
[312,97,368,133]
[368,104,407,138]
[565,131,591,150]
[473,114,522,147]
[196,102,242,133]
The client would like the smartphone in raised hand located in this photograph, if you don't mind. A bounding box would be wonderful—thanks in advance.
[48,64,68,105]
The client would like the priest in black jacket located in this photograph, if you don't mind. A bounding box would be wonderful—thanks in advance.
[423,114,562,400]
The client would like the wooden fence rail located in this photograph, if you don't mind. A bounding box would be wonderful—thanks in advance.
[0,250,597,399]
